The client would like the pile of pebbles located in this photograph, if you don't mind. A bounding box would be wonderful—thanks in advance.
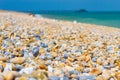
[0,11,120,80]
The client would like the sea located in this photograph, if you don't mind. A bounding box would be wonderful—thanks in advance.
[27,11,120,28]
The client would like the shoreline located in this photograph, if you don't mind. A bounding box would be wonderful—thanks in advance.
[1,10,120,29]
[0,10,120,80]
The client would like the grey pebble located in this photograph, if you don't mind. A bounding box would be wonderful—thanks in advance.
[78,75,96,80]
[46,53,53,59]
[64,53,69,59]
[39,55,46,60]
[49,76,60,80]
[32,46,39,57]
[60,77,69,80]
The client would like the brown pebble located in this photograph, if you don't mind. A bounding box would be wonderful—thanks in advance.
[90,68,102,75]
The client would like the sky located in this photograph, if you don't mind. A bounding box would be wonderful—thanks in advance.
[0,0,120,11]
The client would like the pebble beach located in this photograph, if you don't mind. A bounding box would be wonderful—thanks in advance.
[0,11,120,80]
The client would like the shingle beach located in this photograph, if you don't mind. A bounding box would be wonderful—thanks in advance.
[0,11,120,80]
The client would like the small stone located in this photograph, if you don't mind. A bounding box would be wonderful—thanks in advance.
[0,56,8,62]
[97,58,102,65]
[90,68,102,75]
[107,45,114,53]
[4,51,10,56]
[10,57,25,64]
[33,34,41,40]
[84,68,90,73]
[63,53,69,59]
[32,70,48,80]
[32,46,39,57]
[4,63,12,71]
[45,60,52,66]
[52,52,58,58]
[40,43,48,48]
[60,76,69,80]
[76,66,84,72]
[22,49,29,58]
[104,64,115,69]
[102,70,111,80]
[26,77,37,80]
[48,65,53,72]
[46,53,53,59]
[92,57,97,62]
[19,67,35,74]
[39,63,48,70]
[39,55,46,60]
[49,76,60,80]
[15,65,23,71]
[78,75,96,80]
[0,64,3,72]
[3,71,20,80]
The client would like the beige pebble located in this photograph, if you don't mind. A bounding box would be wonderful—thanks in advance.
[10,57,25,64]
[0,57,8,62]
[32,70,48,80]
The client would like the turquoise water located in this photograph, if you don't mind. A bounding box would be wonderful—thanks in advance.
[29,11,120,28]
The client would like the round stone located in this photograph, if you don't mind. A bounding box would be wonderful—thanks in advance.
[64,53,70,59]
[32,47,39,57]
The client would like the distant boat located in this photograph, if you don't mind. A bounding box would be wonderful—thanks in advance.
[76,9,88,12]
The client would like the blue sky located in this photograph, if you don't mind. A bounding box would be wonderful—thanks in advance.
[0,0,120,11]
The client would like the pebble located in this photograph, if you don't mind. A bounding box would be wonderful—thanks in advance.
[60,76,69,80]
[33,34,41,40]
[32,70,48,80]
[32,46,39,57]
[39,55,46,60]
[19,67,35,74]
[10,57,25,64]
[15,65,23,71]
[0,64,3,72]
[4,63,12,71]
[3,71,20,80]
[107,45,114,53]
[48,65,53,72]
[49,76,60,80]
[46,53,53,59]
[78,75,96,80]
[26,77,37,80]
[63,53,70,59]
[90,68,102,75]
